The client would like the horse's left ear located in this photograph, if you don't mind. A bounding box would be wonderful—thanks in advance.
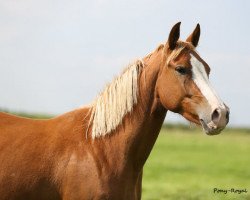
[186,24,200,47]
[167,22,181,50]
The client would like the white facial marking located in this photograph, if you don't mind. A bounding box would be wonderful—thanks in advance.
[190,54,225,111]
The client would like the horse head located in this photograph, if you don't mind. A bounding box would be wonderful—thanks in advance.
[156,22,229,135]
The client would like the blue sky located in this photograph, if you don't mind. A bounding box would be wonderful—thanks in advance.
[0,0,249,126]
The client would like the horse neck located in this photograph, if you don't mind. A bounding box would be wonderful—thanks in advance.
[85,49,167,174]
[130,52,167,168]
[113,50,167,171]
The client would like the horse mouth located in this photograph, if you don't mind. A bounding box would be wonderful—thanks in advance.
[199,119,224,135]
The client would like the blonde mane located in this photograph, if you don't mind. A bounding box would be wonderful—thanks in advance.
[89,60,144,139]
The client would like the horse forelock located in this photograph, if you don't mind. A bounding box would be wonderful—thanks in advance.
[165,41,195,65]
[88,60,144,139]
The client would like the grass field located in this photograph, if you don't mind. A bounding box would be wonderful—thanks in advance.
[142,127,250,200]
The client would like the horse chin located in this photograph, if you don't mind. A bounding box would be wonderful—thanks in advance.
[199,119,224,136]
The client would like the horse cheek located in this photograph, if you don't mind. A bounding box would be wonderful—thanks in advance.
[157,76,184,112]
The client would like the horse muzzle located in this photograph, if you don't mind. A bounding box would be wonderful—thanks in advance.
[199,105,230,135]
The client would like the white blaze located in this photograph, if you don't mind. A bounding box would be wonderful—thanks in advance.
[190,54,225,110]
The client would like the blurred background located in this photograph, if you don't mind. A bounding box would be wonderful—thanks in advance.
[0,0,249,127]
[0,1,250,199]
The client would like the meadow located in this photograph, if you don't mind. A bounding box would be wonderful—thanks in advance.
[142,126,250,200]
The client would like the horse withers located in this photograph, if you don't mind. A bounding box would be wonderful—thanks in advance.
[0,22,229,200]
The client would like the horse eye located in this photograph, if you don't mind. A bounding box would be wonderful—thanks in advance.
[175,66,188,75]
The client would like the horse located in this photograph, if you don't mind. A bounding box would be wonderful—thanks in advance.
[0,22,229,200]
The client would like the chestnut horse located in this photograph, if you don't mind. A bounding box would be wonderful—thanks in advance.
[0,22,229,200]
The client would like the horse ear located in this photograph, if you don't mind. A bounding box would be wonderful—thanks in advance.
[167,22,181,50]
[186,23,200,47]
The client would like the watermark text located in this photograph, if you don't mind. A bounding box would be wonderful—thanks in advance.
[213,188,248,195]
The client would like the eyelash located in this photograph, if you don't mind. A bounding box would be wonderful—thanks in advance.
[175,66,188,75]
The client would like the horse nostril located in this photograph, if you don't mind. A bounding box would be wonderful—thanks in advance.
[212,108,220,123]
[226,110,230,122]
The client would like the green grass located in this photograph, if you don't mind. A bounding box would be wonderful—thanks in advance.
[142,128,250,200]
[0,109,53,119]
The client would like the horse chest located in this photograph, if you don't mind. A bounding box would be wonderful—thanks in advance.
[60,155,141,200]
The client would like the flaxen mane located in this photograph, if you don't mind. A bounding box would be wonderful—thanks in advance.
[89,60,144,138]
